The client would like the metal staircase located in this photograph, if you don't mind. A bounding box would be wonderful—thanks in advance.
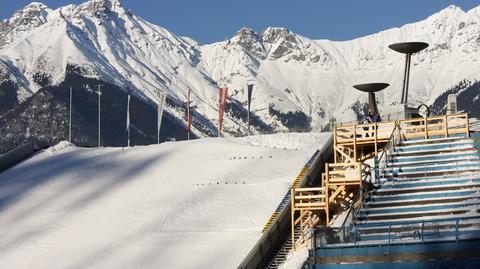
[262,224,302,269]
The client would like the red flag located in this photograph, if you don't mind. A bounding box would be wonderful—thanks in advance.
[187,88,191,139]
[218,87,228,135]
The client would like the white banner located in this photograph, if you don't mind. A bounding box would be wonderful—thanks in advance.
[156,91,167,144]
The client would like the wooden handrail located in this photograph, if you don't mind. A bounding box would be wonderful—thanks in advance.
[335,113,469,147]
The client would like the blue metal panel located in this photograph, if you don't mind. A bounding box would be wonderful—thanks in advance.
[380,178,480,189]
[369,190,478,203]
[355,215,480,229]
[389,152,480,164]
[360,201,480,215]
[310,259,480,269]
[394,141,474,153]
[315,240,480,257]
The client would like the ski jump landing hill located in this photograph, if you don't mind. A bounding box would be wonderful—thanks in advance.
[0,133,330,269]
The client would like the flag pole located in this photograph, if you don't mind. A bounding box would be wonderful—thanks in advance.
[157,102,160,144]
[247,83,253,135]
[218,87,221,138]
[127,94,131,147]
[69,86,72,143]
[247,106,250,134]
[187,88,191,140]
[96,84,103,147]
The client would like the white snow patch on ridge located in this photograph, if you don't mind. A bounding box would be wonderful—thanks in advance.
[0,132,330,269]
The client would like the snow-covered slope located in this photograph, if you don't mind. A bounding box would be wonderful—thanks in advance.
[1,1,480,135]
[0,133,330,269]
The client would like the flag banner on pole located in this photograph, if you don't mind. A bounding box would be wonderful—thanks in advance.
[156,91,167,143]
[218,87,228,133]
[126,94,131,146]
[187,88,191,135]
[247,84,253,113]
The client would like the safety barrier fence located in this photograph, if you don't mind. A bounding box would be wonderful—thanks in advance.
[0,142,34,172]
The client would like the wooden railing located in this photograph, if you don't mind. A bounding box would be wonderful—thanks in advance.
[334,121,395,161]
[290,187,328,251]
[334,121,396,145]
[291,187,327,211]
[334,113,470,162]
[290,162,364,250]
[325,162,362,186]
[398,113,469,140]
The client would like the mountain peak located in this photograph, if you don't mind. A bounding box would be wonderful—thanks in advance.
[69,0,125,18]
[13,2,51,18]
[429,4,465,20]
[88,0,123,10]
[262,27,296,43]
[230,27,266,59]
[22,2,50,10]
[4,1,51,31]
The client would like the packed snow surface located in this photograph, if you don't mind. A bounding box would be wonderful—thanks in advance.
[0,132,330,269]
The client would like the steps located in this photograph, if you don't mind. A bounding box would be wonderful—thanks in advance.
[311,134,480,252]
[308,116,479,268]
[262,222,302,268]
[380,137,480,178]
[353,136,480,246]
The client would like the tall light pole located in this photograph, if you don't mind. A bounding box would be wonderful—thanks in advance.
[388,42,429,104]
[96,84,103,147]
[187,88,191,140]
[69,86,72,143]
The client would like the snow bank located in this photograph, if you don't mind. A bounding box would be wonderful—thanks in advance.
[0,133,330,269]
[43,140,75,154]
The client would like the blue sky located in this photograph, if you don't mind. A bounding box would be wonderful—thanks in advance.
[2,0,480,44]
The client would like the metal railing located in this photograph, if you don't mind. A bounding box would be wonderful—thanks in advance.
[374,122,400,183]
[312,216,480,248]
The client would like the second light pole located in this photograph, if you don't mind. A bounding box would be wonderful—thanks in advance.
[96,84,103,147]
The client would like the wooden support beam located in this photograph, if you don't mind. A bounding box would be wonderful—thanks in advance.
[291,188,295,251]
[466,113,470,138]
[329,185,345,203]
[425,117,428,139]
[353,127,357,161]
[334,145,355,163]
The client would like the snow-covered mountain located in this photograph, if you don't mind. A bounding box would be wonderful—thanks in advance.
[202,5,480,126]
[1,0,480,152]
